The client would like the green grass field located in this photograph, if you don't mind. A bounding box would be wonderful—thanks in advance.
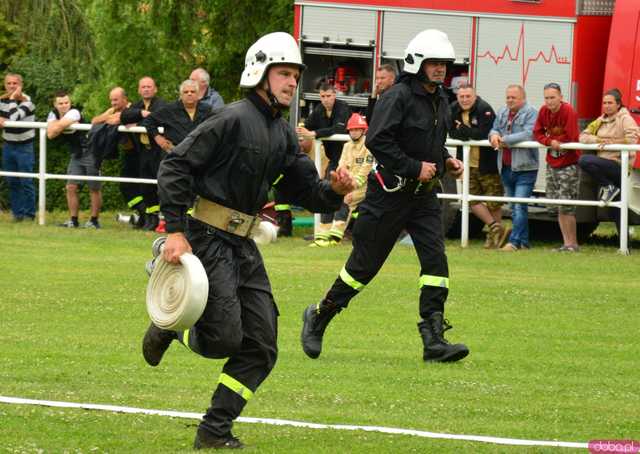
[1,212,638,453]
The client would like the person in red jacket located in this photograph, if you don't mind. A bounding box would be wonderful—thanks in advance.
[533,83,580,252]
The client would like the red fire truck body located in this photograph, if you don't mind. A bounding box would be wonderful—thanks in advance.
[292,0,639,238]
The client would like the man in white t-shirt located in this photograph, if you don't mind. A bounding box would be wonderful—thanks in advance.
[47,90,102,228]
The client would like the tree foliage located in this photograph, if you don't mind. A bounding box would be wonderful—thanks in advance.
[1,0,294,211]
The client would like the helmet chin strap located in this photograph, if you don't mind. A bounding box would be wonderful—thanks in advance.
[262,78,283,110]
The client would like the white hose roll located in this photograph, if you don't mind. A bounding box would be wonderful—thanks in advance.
[146,253,209,331]
[252,221,279,245]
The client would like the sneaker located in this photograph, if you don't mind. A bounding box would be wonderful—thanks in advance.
[59,219,79,228]
[553,244,580,252]
[84,220,101,229]
[193,428,244,450]
[600,184,620,204]
[500,242,519,252]
[309,239,338,247]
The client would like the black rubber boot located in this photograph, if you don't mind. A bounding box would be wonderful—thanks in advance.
[143,213,160,231]
[193,427,244,450]
[417,312,469,363]
[301,299,340,359]
[275,210,293,237]
[142,323,177,366]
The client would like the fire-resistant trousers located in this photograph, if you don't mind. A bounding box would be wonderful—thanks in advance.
[120,148,144,210]
[182,219,278,437]
[324,182,449,319]
[139,147,164,214]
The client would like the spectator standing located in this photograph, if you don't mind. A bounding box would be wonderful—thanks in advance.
[579,88,639,203]
[301,29,469,364]
[47,91,102,228]
[0,73,36,222]
[310,113,374,247]
[533,83,581,252]
[190,68,224,110]
[120,76,167,230]
[366,64,397,122]
[296,83,351,241]
[90,86,132,229]
[141,79,212,233]
[141,80,211,154]
[142,32,354,449]
[449,84,504,248]
[489,85,538,251]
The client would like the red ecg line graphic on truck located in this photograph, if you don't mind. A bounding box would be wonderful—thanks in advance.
[477,23,570,85]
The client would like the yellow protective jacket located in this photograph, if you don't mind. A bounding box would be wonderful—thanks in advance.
[338,135,375,204]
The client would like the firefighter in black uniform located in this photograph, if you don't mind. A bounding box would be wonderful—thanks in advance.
[120,77,167,230]
[141,32,355,450]
[301,29,470,364]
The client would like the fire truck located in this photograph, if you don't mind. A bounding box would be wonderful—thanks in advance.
[292,0,640,240]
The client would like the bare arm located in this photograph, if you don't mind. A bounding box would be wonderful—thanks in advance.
[91,108,115,125]
[47,117,77,139]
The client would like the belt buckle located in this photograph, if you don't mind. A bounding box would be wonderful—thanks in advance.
[227,212,246,234]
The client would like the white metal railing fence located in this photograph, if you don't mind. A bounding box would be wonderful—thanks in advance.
[316,135,639,255]
[1,121,160,226]
[0,121,638,254]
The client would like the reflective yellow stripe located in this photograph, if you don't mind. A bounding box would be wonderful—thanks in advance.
[272,174,284,186]
[218,373,254,401]
[183,329,190,351]
[355,175,366,187]
[274,204,290,211]
[418,275,449,289]
[339,267,365,291]
[351,211,359,219]
[187,207,194,216]
[127,196,143,208]
[145,205,160,214]
[329,229,344,239]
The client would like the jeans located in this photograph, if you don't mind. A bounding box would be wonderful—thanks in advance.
[501,166,537,248]
[578,154,621,188]
[2,141,35,219]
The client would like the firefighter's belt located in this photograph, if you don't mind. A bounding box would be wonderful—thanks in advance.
[146,252,209,331]
[191,197,258,238]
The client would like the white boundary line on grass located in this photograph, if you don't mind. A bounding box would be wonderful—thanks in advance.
[0,395,588,449]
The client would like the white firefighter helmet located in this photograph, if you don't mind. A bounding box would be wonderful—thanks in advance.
[403,29,456,74]
[240,32,306,88]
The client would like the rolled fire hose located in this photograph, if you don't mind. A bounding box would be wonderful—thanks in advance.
[146,252,209,332]
[251,221,279,245]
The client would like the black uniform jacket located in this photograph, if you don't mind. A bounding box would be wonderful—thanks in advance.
[158,92,344,233]
[305,98,351,162]
[365,73,452,180]
[141,100,212,147]
[449,96,498,175]
[120,97,167,125]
